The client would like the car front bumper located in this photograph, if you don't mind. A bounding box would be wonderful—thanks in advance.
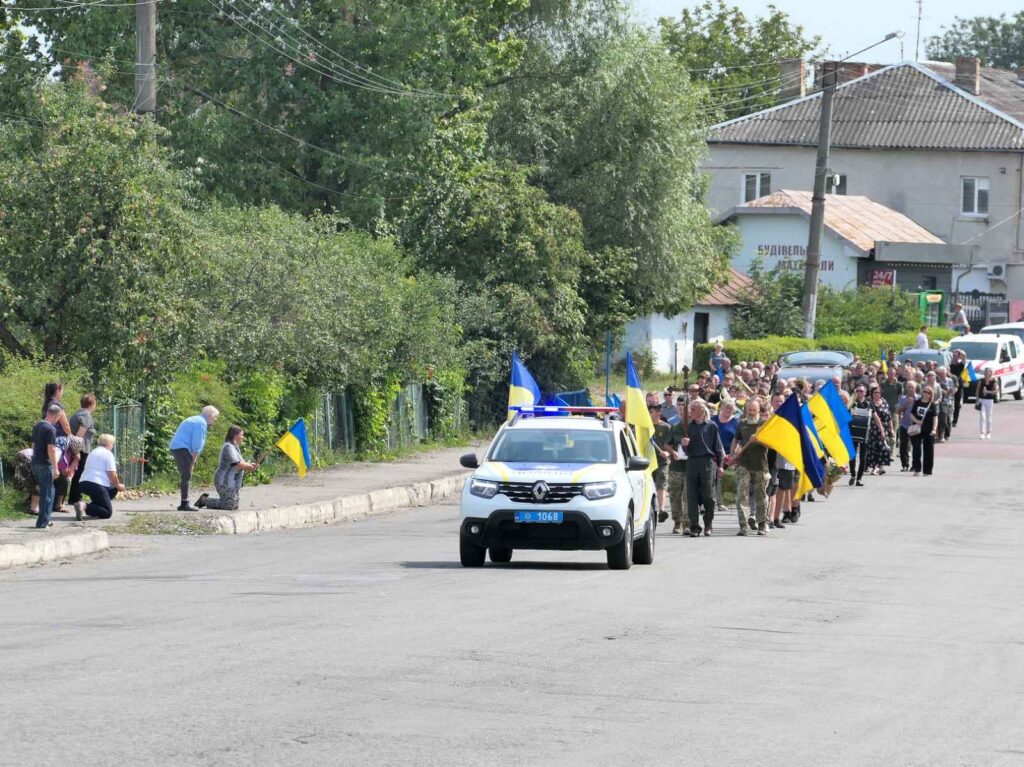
[460,511,625,551]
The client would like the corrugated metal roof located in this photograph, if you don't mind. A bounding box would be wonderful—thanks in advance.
[922,61,1024,123]
[732,190,945,254]
[710,62,1024,151]
[698,267,754,306]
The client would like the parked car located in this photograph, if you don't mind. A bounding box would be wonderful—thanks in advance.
[458,406,655,570]
[777,350,854,385]
[949,333,1024,401]
[895,348,952,369]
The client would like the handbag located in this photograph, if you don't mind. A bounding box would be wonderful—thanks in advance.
[908,423,921,436]
[975,401,982,411]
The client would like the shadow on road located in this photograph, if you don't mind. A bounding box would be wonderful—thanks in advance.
[400,560,609,571]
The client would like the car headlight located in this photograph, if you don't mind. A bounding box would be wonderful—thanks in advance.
[469,478,499,499]
[582,481,617,500]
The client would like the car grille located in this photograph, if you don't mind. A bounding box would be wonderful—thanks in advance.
[498,482,583,504]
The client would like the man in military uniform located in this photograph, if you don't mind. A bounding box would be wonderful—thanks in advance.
[731,399,770,536]
[665,396,689,534]
[648,403,672,523]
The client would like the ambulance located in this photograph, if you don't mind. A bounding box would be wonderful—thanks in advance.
[949,333,1024,401]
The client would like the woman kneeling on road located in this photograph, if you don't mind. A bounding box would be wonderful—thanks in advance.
[74,434,125,520]
[197,426,259,511]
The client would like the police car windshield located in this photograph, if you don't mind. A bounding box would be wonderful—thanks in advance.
[950,341,997,360]
[490,429,616,464]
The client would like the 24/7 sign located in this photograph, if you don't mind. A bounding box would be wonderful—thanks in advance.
[868,268,896,287]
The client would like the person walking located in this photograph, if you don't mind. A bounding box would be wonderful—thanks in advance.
[648,405,671,522]
[67,393,97,507]
[865,385,892,474]
[731,399,770,536]
[74,434,126,520]
[683,401,724,537]
[935,368,955,441]
[949,350,966,427]
[976,368,998,439]
[910,386,939,477]
[848,385,871,486]
[197,426,259,511]
[948,302,970,335]
[895,381,918,471]
[32,404,63,529]
[169,405,220,511]
[665,397,689,535]
[711,400,738,512]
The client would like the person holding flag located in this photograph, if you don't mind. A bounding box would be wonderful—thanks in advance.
[507,352,542,420]
[751,393,826,519]
[624,354,660,523]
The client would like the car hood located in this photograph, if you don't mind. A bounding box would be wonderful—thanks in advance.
[475,461,616,484]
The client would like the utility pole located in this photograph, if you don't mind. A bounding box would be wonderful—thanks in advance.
[135,0,157,113]
[800,32,903,339]
[800,63,836,339]
[915,0,923,62]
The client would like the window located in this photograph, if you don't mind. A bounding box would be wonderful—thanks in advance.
[827,174,847,195]
[742,172,771,202]
[961,176,989,216]
[693,312,710,344]
[999,344,1011,364]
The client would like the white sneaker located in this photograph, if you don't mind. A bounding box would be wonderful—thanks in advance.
[979,434,985,439]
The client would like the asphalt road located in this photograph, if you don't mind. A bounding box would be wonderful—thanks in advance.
[3,403,1024,766]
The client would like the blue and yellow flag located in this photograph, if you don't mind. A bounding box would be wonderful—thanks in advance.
[276,418,312,479]
[508,352,542,420]
[801,403,825,458]
[755,394,826,491]
[807,388,852,467]
[625,353,657,519]
[960,361,979,386]
[819,380,856,461]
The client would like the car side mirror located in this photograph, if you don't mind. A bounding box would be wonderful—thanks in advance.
[459,453,479,469]
[627,456,650,472]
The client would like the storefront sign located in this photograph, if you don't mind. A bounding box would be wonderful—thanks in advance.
[755,244,834,272]
[867,268,896,287]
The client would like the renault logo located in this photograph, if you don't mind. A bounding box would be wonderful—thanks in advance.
[531,481,549,501]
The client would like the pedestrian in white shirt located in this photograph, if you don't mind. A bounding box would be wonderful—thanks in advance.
[74,434,125,520]
[915,326,929,350]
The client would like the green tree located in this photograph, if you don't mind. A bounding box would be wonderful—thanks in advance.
[729,260,804,339]
[489,4,737,319]
[927,13,1024,68]
[0,80,200,391]
[659,1,820,120]
[815,285,920,336]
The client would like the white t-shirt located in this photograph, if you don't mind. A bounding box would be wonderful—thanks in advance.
[916,332,929,350]
[81,446,117,487]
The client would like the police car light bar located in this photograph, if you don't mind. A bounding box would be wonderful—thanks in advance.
[508,405,621,426]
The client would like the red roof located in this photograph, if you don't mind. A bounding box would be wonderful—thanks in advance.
[699,268,754,306]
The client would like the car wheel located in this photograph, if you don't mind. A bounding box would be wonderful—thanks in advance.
[632,510,656,566]
[607,515,633,570]
[460,536,486,567]
[489,547,512,564]
[1015,377,1023,400]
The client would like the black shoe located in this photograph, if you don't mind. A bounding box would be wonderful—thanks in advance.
[658,510,668,523]
[177,502,198,512]
[747,515,756,529]
[773,520,786,529]
[792,509,801,523]
[782,512,792,523]
[849,477,855,486]
[855,480,864,487]
[703,526,712,536]
[690,527,702,537]
[196,493,209,509]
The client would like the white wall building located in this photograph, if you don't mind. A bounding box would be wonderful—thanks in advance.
[624,269,752,374]
[703,58,1024,299]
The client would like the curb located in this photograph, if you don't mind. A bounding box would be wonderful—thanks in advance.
[203,473,470,535]
[0,529,110,570]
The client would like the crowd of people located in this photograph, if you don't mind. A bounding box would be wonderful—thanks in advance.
[13,384,260,528]
[640,341,989,538]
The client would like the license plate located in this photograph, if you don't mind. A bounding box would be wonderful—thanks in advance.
[514,511,564,524]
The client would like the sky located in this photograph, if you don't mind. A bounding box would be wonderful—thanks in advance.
[633,0,1021,63]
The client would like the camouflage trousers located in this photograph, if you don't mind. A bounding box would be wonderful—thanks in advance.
[667,470,687,521]
[734,466,769,530]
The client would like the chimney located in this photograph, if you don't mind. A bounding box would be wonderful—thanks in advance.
[779,59,807,103]
[814,61,872,88]
[955,56,981,95]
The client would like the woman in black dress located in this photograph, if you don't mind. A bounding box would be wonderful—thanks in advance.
[865,385,892,474]
[910,385,939,477]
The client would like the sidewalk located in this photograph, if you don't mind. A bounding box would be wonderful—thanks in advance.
[26,443,480,538]
[0,525,109,570]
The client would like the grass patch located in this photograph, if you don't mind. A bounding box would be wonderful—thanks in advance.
[0,488,30,521]
[107,513,213,536]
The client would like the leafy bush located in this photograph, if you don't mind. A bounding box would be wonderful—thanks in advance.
[0,354,86,460]
[694,329,959,370]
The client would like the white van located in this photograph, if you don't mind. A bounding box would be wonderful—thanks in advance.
[949,333,1024,401]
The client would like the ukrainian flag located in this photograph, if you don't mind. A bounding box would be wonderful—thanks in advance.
[507,352,542,420]
[625,353,657,519]
[755,394,825,492]
[276,418,312,479]
[819,380,856,461]
[807,388,852,467]
[960,361,979,386]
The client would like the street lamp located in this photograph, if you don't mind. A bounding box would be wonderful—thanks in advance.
[800,31,904,338]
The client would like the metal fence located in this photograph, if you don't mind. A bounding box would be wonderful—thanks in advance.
[94,399,146,488]
[952,291,1009,331]
[310,390,357,457]
[387,384,427,451]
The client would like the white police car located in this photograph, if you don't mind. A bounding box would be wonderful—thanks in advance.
[458,407,656,570]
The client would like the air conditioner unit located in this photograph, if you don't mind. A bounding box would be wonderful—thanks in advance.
[986,262,1007,279]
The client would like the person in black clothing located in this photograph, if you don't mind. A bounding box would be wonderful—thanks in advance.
[949,350,966,427]
[683,401,725,537]
[847,385,871,486]
[910,385,939,476]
